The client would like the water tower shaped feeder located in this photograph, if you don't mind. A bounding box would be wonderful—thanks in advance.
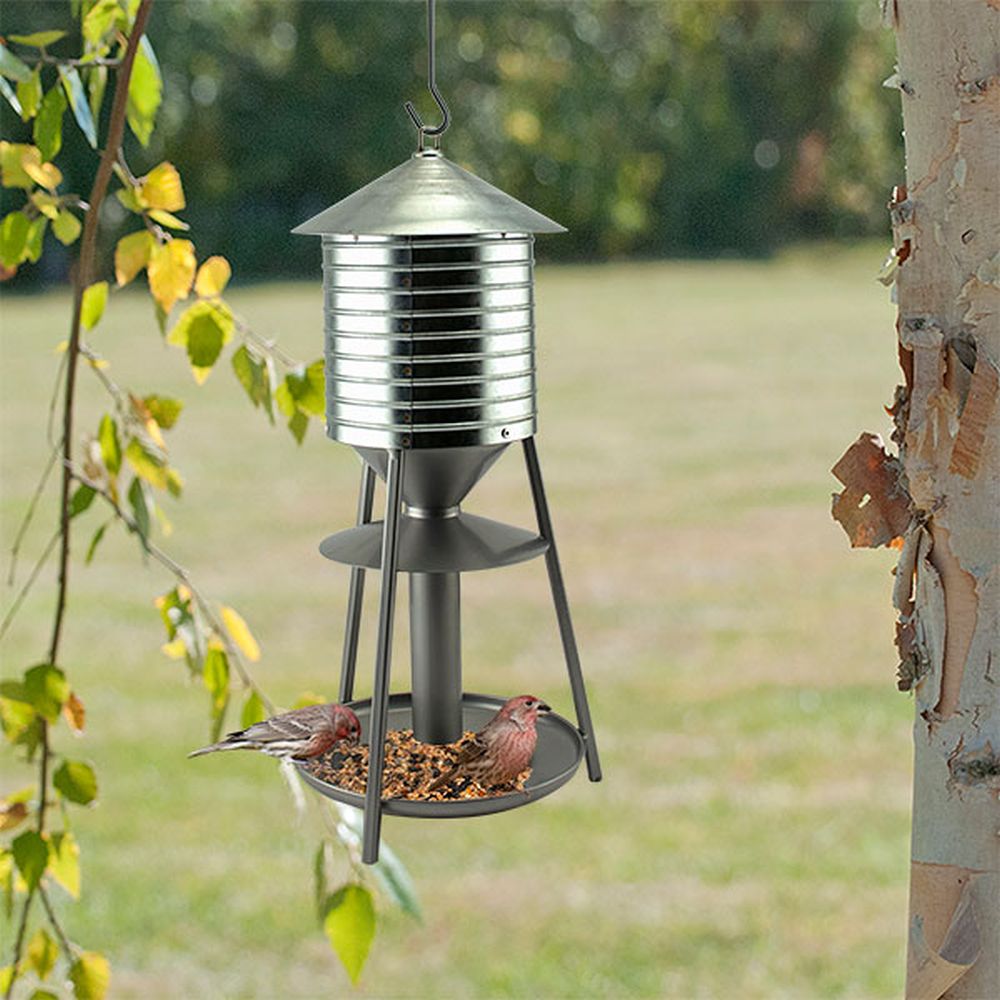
[292,1,600,864]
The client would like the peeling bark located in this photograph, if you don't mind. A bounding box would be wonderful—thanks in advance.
[832,3,999,996]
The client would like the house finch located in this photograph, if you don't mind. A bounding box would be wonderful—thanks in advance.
[426,695,551,792]
[188,703,361,761]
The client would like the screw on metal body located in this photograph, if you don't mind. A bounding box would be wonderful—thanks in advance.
[404,0,450,151]
[523,437,602,782]
[362,448,406,864]
[338,462,377,703]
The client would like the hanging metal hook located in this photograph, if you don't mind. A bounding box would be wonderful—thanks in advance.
[404,0,450,151]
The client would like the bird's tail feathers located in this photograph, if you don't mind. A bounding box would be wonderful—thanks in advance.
[187,734,256,758]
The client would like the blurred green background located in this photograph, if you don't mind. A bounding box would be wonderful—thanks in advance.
[3,0,900,281]
[1,2,913,997]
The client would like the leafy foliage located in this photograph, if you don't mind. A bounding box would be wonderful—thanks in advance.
[1,3,411,992]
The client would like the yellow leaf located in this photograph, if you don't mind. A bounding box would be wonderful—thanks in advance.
[147,238,195,313]
[195,255,231,297]
[69,951,110,1000]
[148,208,189,231]
[30,191,60,220]
[292,691,327,709]
[21,148,62,192]
[81,281,108,331]
[114,230,153,286]
[46,831,80,899]
[140,161,184,211]
[221,605,261,662]
[160,637,186,660]
[63,691,86,733]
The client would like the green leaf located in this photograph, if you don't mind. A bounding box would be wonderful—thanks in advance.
[87,64,107,124]
[126,36,162,147]
[98,413,121,475]
[322,884,375,984]
[232,345,274,422]
[0,695,36,745]
[0,44,33,83]
[285,360,326,417]
[8,31,68,48]
[28,990,59,1000]
[53,759,98,805]
[52,208,81,246]
[16,70,41,121]
[82,0,121,45]
[127,477,151,549]
[81,280,108,331]
[11,831,47,892]
[167,300,234,381]
[23,664,69,723]
[58,66,98,148]
[69,484,96,518]
[16,73,41,121]
[85,521,109,565]
[143,395,183,429]
[0,211,30,268]
[23,216,46,263]
[314,842,328,919]
[288,409,309,445]
[203,646,229,712]
[26,927,57,980]
[47,831,80,899]
[69,951,110,1000]
[240,690,267,729]
[0,77,21,117]
[0,141,35,188]
[33,85,66,162]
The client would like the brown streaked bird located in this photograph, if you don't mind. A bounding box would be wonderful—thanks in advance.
[189,703,361,761]
[426,695,551,792]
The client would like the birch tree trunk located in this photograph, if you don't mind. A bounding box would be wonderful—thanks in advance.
[832,2,999,997]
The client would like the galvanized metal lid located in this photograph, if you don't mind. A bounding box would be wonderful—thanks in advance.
[292,150,565,237]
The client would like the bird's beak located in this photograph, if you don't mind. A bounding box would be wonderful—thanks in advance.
[537,702,552,714]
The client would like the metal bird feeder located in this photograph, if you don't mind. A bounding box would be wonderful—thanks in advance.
[293,0,600,863]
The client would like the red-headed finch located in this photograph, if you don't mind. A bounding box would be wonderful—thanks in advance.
[426,695,550,792]
[189,703,361,761]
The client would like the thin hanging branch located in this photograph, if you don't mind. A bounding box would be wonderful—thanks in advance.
[3,4,154,994]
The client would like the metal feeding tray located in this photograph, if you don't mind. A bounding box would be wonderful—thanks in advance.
[296,692,585,818]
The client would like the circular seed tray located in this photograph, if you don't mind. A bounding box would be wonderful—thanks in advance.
[297,692,584,818]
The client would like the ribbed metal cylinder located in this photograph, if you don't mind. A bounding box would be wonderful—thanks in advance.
[323,233,536,449]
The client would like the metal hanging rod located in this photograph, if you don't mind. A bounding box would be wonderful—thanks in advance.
[404,0,451,151]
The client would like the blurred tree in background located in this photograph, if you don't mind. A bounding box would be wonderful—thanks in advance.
[2,0,900,285]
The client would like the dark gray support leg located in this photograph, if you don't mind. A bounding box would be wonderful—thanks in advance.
[410,571,463,744]
[338,462,377,704]
[362,448,405,864]
[522,437,602,782]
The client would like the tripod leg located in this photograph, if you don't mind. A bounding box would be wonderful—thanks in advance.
[338,461,377,704]
[522,437,602,782]
[361,449,406,864]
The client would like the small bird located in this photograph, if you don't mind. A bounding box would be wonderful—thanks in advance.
[188,702,361,761]
[426,695,551,792]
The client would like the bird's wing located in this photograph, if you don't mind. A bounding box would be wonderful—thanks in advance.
[246,704,328,745]
[452,734,489,766]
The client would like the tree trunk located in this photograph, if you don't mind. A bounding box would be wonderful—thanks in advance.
[832,2,999,997]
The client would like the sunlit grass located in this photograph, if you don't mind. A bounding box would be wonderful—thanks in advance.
[1,243,911,998]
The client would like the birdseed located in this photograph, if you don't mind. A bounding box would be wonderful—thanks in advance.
[303,728,531,800]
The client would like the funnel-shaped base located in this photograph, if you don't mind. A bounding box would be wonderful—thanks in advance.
[355,445,506,511]
[297,692,584,818]
[320,511,547,573]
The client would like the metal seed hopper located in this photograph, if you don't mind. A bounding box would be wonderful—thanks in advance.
[292,0,600,864]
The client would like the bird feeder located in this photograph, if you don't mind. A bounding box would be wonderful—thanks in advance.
[292,0,600,864]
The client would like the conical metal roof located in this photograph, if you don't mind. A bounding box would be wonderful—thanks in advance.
[292,150,565,237]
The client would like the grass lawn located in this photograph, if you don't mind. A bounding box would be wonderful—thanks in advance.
[1,244,911,998]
